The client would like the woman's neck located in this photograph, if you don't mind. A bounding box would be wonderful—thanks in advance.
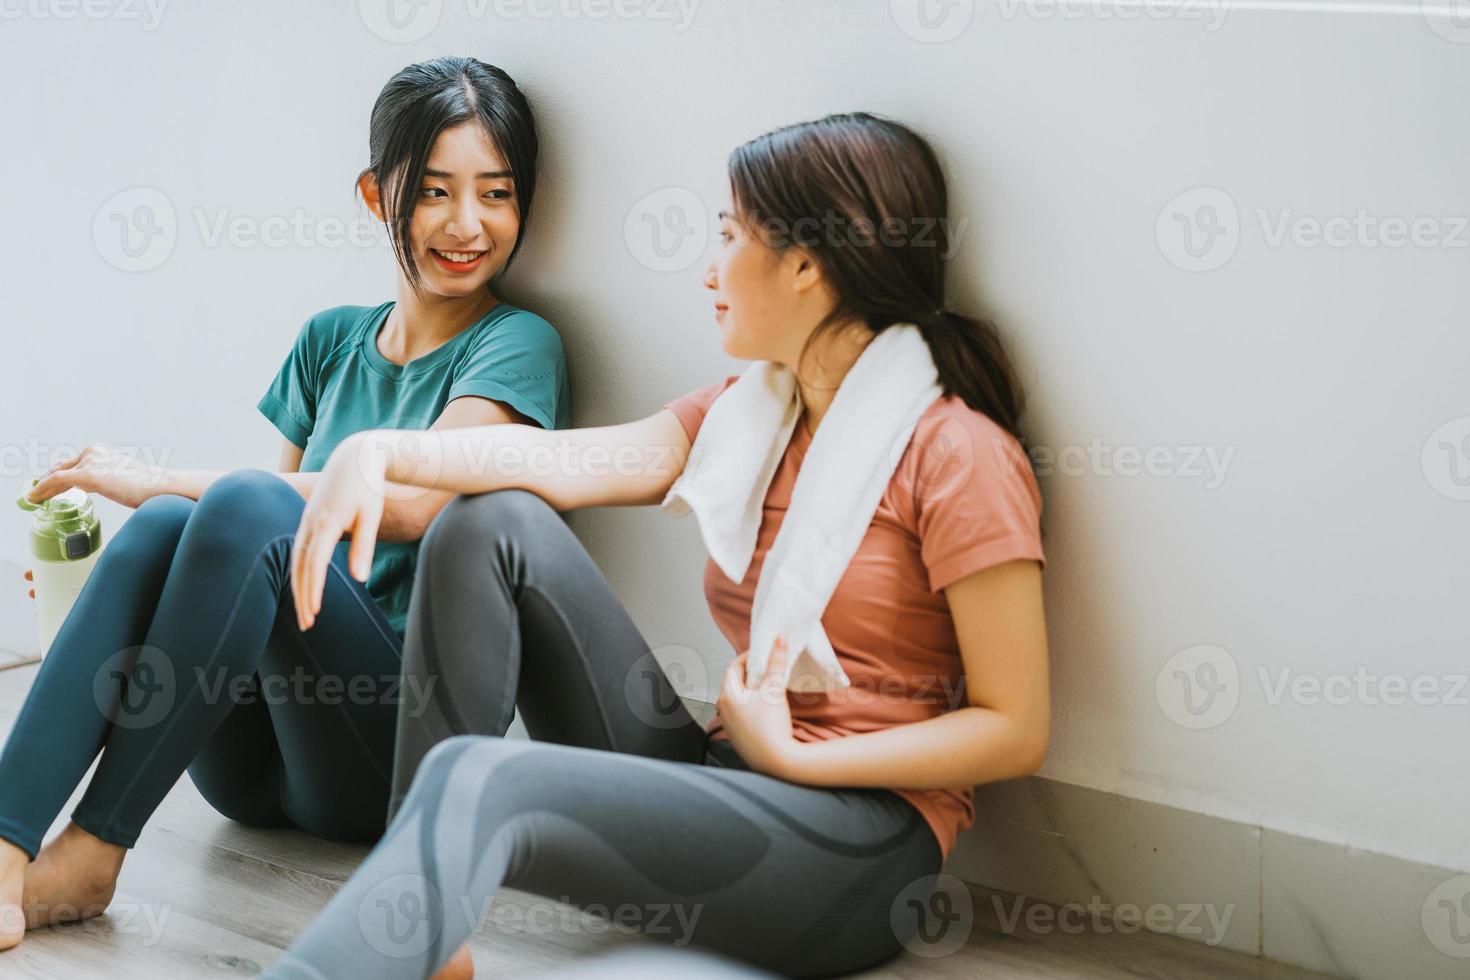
[380,285,500,363]
[794,324,874,435]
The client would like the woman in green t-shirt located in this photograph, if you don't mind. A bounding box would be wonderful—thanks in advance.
[0,57,568,953]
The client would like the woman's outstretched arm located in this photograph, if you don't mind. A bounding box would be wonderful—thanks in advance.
[22,396,533,544]
[290,408,692,629]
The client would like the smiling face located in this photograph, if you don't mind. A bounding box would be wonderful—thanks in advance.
[705,204,836,366]
[361,121,521,299]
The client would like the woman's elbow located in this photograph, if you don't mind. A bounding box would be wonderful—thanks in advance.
[1011,715,1050,778]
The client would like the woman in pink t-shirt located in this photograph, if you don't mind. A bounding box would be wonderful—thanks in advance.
[272,113,1049,980]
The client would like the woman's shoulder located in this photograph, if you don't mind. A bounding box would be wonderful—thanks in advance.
[297,302,390,354]
[463,303,566,361]
[898,394,1040,509]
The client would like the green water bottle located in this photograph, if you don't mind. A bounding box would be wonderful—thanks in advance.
[16,480,103,656]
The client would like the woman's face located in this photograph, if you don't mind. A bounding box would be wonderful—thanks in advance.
[368,122,521,298]
[705,205,825,366]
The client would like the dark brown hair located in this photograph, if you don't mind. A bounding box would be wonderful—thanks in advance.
[358,57,539,294]
[728,112,1028,444]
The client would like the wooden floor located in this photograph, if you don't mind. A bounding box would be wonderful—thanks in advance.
[0,661,1339,979]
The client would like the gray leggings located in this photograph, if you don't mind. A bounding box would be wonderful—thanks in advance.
[267,489,942,979]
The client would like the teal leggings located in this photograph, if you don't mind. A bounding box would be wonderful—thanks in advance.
[0,470,405,858]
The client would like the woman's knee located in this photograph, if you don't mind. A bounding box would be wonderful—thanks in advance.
[196,468,296,514]
[421,489,560,561]
[101,494,194,572]
[406,735,519,806]
[184,469,299,553]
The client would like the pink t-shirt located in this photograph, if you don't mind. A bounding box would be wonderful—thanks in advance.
[663,376,1046,859]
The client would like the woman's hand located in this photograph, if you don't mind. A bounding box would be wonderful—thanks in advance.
[290,434,388,631]
[25,444,166,510]
[716,636,803,779]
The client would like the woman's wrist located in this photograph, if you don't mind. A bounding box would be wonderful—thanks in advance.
[761,736,814,783]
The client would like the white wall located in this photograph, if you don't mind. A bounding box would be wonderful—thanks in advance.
[1,1,1465,872]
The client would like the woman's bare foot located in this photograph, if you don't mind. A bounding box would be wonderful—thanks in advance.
[0,838,26,951]
[21,821,126,929]
[429,942,474,980]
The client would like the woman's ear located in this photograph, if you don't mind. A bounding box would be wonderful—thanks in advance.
[790,249,824,294]
[357,171,386,222]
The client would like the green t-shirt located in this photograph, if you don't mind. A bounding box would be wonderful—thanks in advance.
[258,301,570,636]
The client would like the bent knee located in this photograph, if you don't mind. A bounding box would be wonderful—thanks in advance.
[185,470,299,550]
[197,468,296,512]
[408,734,522,802]
[113,494,195,557]
[422,489,559,555]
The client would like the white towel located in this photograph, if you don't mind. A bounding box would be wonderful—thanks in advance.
[661,323,943,692]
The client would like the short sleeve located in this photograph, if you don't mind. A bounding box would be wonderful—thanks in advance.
[258,318,318,448]
[911,401,1046,592]
[661,375,740,443]
[448,310,569,430]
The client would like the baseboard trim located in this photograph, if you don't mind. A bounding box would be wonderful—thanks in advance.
[948,774,1468,980]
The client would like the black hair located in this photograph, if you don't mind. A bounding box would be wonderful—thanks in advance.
[359,57,539,293]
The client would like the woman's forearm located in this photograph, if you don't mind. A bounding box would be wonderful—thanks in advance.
[773,706,1048,791]
[161,468,318,501]
[353,417,690,511]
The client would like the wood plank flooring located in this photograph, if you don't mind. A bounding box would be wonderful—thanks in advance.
[0,663,1339,979]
